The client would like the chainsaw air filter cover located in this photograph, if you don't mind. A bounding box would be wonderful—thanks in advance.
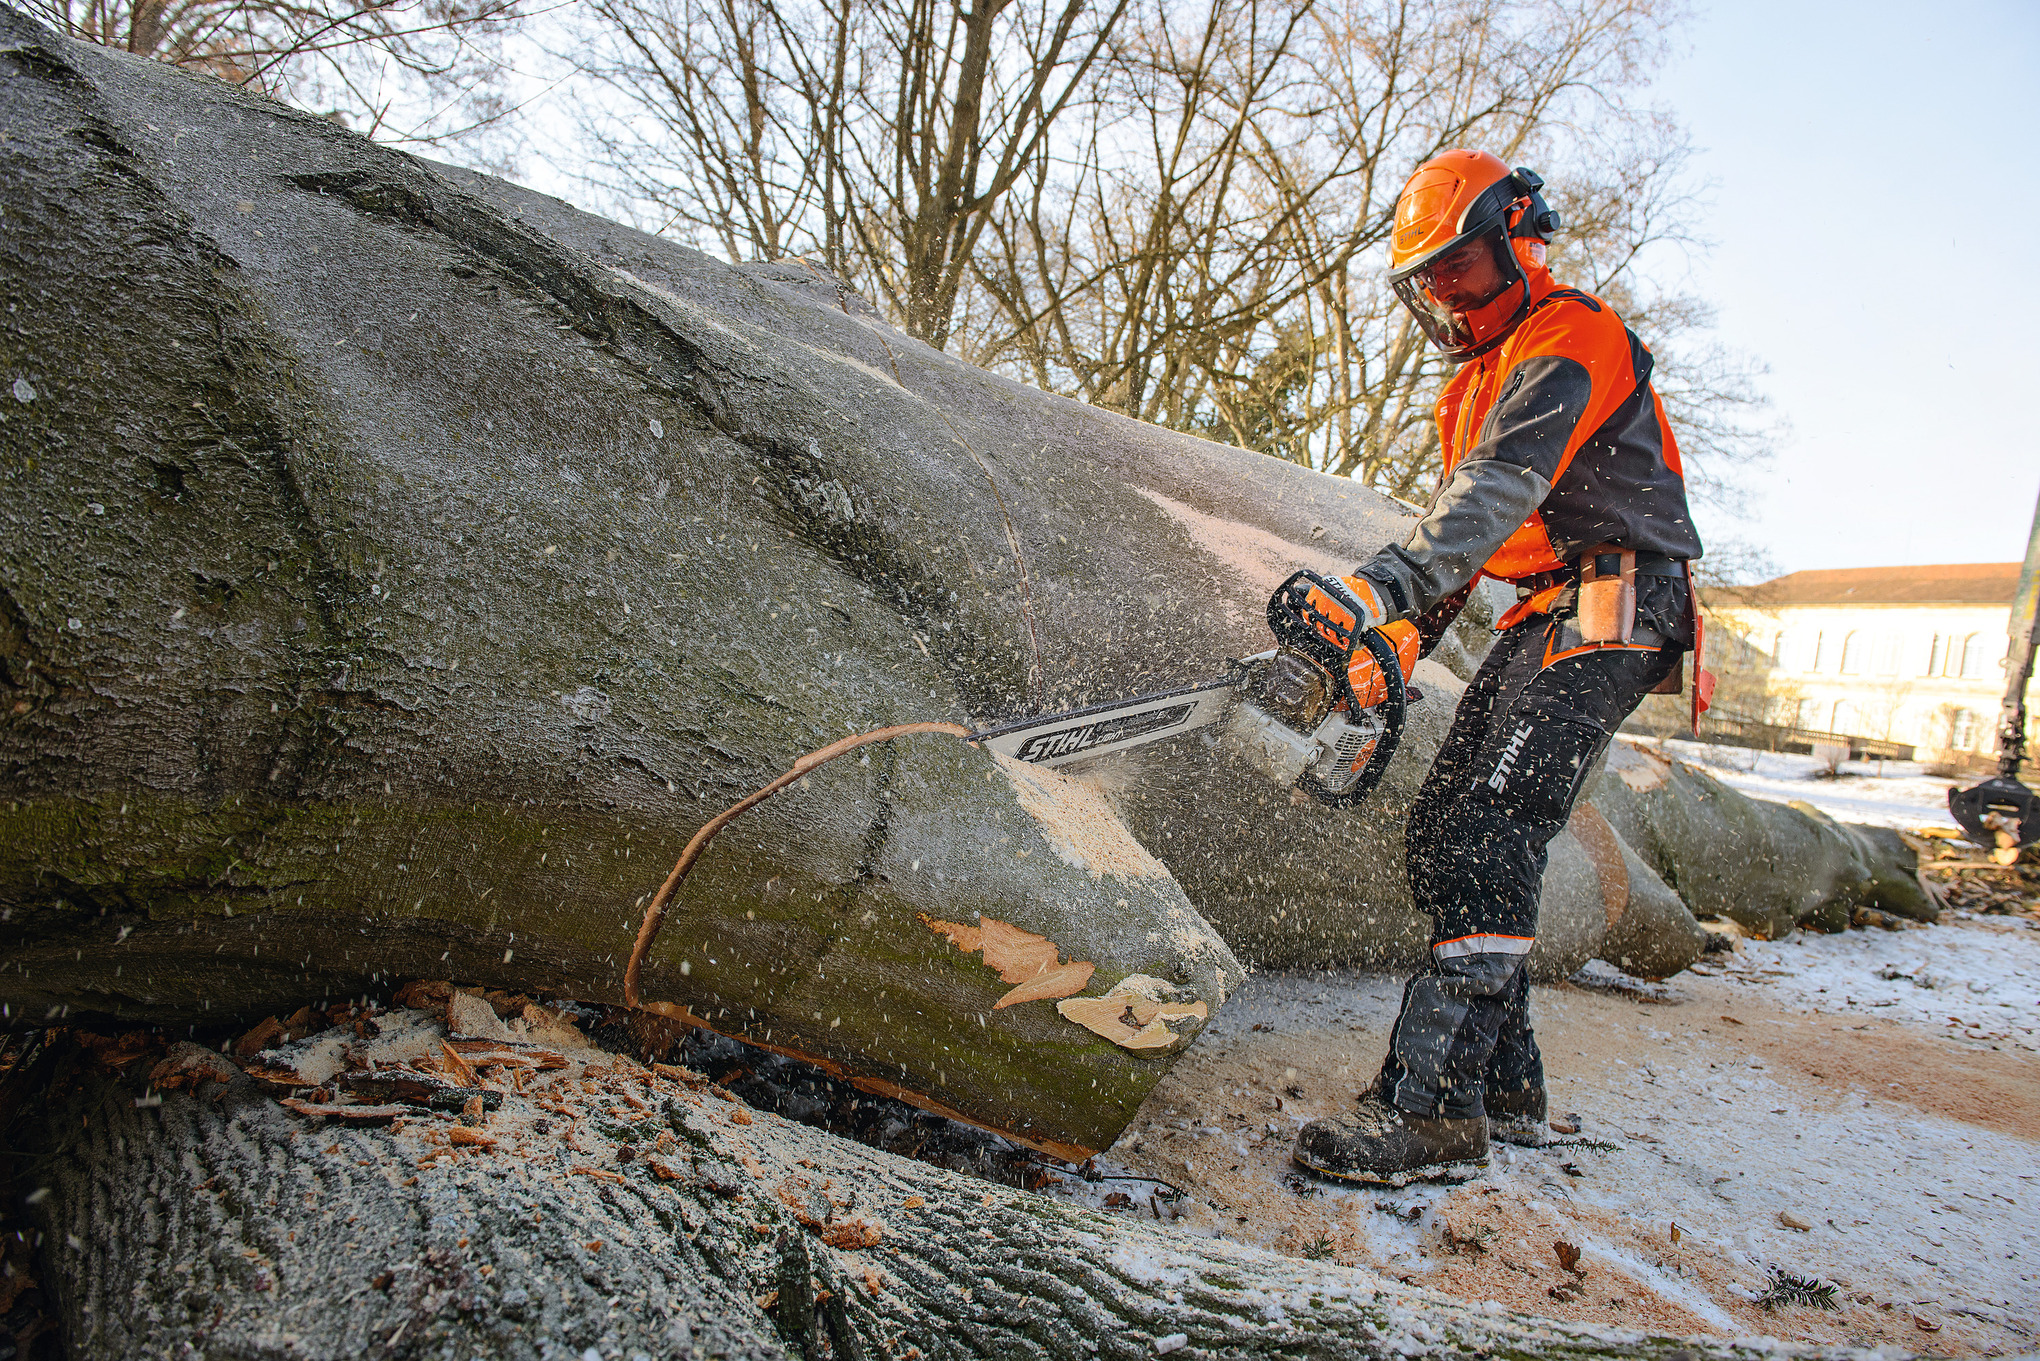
[1259,648,1332,731]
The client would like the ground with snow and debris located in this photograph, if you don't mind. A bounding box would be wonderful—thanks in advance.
[25,825,2039,1356]
[1045,912,2040,1356]
[46,979,1877,1361]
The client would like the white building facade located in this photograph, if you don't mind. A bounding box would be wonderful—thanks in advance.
[1705,563,2032,766]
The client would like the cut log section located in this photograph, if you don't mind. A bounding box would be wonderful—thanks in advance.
[32,1036,1867,1361]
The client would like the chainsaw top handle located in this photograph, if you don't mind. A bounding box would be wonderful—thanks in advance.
[1267,570,1408,807]
[1267,570,1361,686]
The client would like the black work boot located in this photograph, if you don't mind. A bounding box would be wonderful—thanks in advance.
[1488,1088,1586,1146]
[1293,1094,1488,1186]
[1486,1085,1549,1146]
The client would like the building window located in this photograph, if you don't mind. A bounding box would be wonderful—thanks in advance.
[1959,634,1985,679]
[1797,698,1821,730]
[1811,632,1826,673]
[1772,632,1786,665]
[1831,700,1855,734]
[1950,709,1976,750]
[1877,635,1902,675]
[1927,634,1945,676]
[1840,631,1862,675]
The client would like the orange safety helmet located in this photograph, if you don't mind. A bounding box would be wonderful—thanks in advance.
[1387,150,1561,360]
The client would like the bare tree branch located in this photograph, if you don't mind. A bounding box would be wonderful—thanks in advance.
[558,0,1765,521]
[29,0,529,143]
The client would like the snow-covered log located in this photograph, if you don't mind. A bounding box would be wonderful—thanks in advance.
[1589,743,1936,939]
[33,1030,1865,1361]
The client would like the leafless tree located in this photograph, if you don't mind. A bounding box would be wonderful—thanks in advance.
[966,0,1329,431]
[964,0,1767,514]
[31,0,527,142]
[565,0,1772,518]
[572,0,1129,348]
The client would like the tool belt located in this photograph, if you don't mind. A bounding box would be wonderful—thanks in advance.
[1499,552,1714,719]
[1496,546,1688,652]
[1510,551,1685,598]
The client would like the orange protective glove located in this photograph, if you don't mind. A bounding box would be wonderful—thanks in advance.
[1346,618,1420,709]
[1298,574,1392,652]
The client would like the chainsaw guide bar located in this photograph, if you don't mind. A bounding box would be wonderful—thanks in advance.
[968,572,1415,808]
[969,675,1242,768]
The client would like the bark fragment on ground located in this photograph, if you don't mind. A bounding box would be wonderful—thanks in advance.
[1910,831,2038,922]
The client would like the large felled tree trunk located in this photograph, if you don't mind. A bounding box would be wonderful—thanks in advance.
[0,2,1923,1163]
[0,3,1649,1159]
[33,1031,1858,1361]
[1588,742,1937,939]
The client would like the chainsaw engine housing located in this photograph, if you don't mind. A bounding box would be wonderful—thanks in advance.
[1226,648,1389,799]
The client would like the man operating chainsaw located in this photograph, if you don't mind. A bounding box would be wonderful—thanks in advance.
[1287,149,1704,1185]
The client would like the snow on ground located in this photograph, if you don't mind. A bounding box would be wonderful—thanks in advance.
[1695,914,2040,1054]
[1046,914,2040,1356]
[1629,736,1963,831]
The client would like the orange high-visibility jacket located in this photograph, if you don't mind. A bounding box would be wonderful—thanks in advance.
[1357,270,1702,617]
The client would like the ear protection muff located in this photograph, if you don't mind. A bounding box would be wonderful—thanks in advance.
[1509,167,1561,241]
[1504,171,1557,273]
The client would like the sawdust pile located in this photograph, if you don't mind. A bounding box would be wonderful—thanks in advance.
[995,751,1173,882]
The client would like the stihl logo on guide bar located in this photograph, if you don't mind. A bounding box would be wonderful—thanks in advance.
[1015,703,1196,763]
[1487,722,1532,791]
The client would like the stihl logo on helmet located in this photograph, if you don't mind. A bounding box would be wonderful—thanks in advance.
[1387,150,1561,361]
[1394,180,1460,254]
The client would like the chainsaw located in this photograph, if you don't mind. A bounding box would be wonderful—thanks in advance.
[971,571,1417,807]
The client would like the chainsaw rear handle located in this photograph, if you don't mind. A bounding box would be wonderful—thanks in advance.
[1268,570,1408,807]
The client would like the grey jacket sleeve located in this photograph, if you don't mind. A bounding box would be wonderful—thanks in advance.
[1356,461,1550,616]
[1354,354,1592,617]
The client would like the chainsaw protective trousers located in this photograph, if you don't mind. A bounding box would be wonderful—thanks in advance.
[1378,617,1680,1120]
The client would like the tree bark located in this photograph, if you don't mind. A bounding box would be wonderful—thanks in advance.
[33,1040,1861,1361]
[1589,742,1937,940]
[0,5,1258,1157]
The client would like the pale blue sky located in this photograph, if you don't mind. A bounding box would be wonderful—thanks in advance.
[1651,0,2040,576]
